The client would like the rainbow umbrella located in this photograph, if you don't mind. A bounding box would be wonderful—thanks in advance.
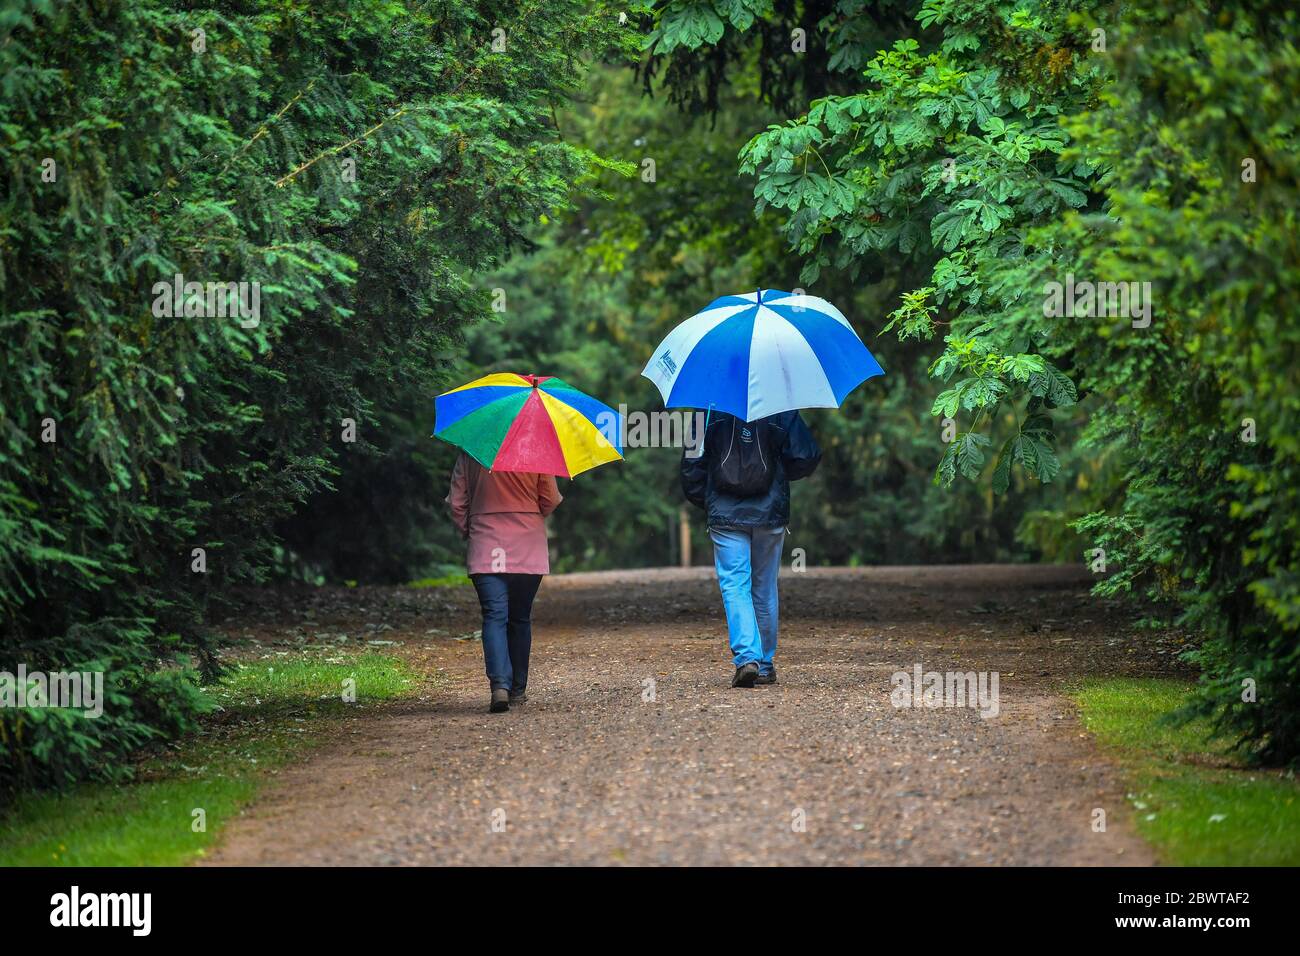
[434,373,624,477]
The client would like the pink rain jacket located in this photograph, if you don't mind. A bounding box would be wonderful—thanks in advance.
[445,452,562,575]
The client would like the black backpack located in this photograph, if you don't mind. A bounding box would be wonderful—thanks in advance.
[710,417,780,497]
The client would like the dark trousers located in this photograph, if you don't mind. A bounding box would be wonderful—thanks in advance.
[470,573,542,692]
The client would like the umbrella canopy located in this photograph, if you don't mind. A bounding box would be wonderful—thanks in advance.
[641,289,884,421]
[434,373,623,478]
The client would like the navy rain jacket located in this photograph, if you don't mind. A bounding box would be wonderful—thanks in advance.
[680,410,821,529]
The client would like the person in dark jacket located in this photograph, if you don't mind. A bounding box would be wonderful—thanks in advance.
[681,409,821,687]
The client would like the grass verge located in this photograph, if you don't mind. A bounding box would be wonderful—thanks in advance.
[1070,676,1300,866]
[406,573,471,588]
[0,652,421,866]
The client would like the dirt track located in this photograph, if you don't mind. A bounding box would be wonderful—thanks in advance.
[203,565,1185,866]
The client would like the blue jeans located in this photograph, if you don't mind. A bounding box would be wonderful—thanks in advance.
[708,526,785,673]
[470,573,542,692]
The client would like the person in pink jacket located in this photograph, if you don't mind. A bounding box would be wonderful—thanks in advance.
[445,451,563,713]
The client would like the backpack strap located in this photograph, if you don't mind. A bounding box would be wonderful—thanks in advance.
[718,417,738,471]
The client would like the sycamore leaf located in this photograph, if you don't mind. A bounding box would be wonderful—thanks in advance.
[991,435,1016,493]
[931,206,973,251]
[932,379,971,417]
[1017,432,1060,483]
[955,431,991,480]
[1027,361,1077,407]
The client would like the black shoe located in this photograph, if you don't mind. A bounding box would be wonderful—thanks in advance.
[731,662,759,688]
[489,689,510,713]
[509,689,527,705]
[755,666,778,685]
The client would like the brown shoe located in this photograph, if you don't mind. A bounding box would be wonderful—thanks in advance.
[489,689,510,713]
[755,666,778,685]
[509,689,528,705]
[731,662,759,688]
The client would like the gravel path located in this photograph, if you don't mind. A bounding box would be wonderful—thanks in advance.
[204,565,1177,866]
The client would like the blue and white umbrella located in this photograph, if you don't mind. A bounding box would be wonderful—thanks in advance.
[641,289,885,421]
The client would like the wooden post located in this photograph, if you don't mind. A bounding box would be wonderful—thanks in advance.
[678,506,691,568]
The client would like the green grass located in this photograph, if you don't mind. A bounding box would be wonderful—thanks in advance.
[1071,677,1300,866]
[0,653,421,866]
[406,573,471,588]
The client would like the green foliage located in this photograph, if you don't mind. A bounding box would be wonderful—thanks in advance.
[737,0,1098,489]
[1049,3,1300,765]
[640,0,917,114]
[0,0,630,792]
